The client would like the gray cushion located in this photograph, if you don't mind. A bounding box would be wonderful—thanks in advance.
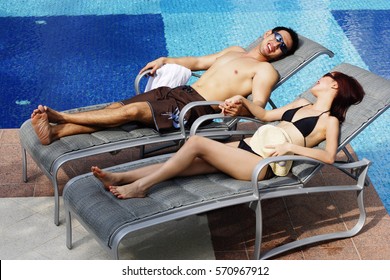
[63,154,255,245]
[19,118,159,174]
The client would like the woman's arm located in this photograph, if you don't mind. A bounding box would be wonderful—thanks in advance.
[222,96,304,122]
[269,117,340,164]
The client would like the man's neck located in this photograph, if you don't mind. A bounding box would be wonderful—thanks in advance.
[247,47,268,62]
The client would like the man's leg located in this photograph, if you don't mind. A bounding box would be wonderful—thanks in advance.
[44,102,153,127]
[32,101,154,145]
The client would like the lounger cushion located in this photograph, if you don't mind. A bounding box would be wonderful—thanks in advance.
[64,154,256,245]
[19,119,159,174]
[64,153,301,246]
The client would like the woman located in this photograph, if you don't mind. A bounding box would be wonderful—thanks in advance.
[92,71,365,199]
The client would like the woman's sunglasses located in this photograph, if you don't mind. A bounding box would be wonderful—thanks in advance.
[323,72,335,79]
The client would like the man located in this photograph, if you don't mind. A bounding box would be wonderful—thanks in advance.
[31,26,299,145]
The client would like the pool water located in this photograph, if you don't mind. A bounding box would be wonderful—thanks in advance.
[0,0,389,212]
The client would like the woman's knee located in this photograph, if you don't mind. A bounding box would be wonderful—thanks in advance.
[186,135,209,151]
[187,135,203,144]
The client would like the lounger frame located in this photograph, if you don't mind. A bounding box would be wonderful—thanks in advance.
[63,63,390,259]
[65,155,370,259]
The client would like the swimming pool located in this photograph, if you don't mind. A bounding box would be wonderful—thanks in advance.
[0,0,389,212]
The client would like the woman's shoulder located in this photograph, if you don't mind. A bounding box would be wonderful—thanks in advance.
[324,115,340,127]
[291,98,311,107]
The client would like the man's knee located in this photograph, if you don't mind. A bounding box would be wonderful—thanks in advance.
[122,102,152,121]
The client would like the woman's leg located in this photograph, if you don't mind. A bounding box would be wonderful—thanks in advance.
[109,136,267,199]
[92,155,223,191]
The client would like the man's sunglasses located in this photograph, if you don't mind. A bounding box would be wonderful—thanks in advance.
[273,32,288,55]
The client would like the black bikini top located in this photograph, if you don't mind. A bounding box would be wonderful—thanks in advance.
[281,104,329,145]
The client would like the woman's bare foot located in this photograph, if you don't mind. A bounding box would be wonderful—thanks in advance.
[109,183,147,199]
[91,166,122,191]
[31,111,53,145]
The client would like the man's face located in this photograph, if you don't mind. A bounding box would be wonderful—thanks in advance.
[259,30,293,61]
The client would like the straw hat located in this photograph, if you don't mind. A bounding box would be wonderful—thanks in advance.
[249,124,293,176]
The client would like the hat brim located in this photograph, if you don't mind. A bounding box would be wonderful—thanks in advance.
[249,124,293,176]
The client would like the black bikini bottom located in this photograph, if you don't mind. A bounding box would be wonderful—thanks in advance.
[238,139,275,180]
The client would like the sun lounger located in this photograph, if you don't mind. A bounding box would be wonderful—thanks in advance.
[63,63,390,259]
[19,34,333,226]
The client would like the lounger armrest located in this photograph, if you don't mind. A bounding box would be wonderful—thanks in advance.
[134,69,152,95]
[178,101,221,136]
[250,155,371,197]
[62,102,112,114]
[180,101,266,137]
[189,113,265,136]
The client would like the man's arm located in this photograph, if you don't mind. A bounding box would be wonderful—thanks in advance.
[219,63,279,117]
[250,63,279,108]
[139,46,245,75]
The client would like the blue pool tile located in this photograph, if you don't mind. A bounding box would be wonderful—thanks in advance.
[332,10,390,79]
[0,0,162,17]
[0,14,167,128]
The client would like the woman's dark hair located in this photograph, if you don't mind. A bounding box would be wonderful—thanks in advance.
[330,71,365,123]
[272,26,299,55]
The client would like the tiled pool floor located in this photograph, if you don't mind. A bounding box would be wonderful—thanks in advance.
[1,128,390,260]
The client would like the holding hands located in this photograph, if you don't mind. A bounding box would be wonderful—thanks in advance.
[219,95,245,116]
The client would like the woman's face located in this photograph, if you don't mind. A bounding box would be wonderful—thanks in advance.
[312,72,338,92]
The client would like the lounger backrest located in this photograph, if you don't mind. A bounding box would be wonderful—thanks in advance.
[292,63,390,180]
[246,34,334,89]
[334,63,390,147]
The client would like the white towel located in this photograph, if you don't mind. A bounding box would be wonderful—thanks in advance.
[144,63,192,92]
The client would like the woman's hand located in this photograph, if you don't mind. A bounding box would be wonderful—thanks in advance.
[265,142,292,157]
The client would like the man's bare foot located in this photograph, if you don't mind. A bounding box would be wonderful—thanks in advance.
[91,166,122,191]
[44,106,66,123]
[31,112,53,145]
[31,105,46,118]
[109,183,147,199]
[31,105,64,124]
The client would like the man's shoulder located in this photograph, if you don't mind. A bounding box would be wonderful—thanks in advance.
[225,45,246,52]
[255,60,275,68]
[254,61,279,76]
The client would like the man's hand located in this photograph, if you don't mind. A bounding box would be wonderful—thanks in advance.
[139,57,166,75]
